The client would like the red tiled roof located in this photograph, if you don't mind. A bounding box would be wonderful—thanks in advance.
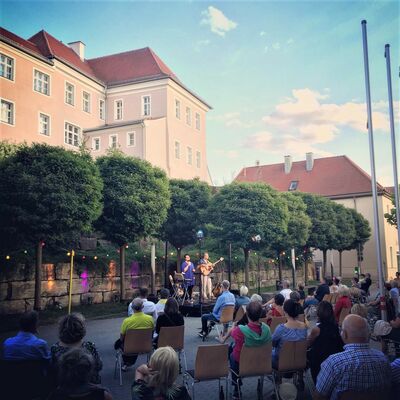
[235,155,385,198]
[87,47,177,85]
[0,27,43,57]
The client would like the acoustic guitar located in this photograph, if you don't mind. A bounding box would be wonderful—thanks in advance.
[199,257,224,276]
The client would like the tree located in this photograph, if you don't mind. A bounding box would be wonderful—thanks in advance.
[96,151,170,300]
[160,178,211,268]
[0,144,103,309]
[208,182,288,287]
[0,140,20,160]
[385,195,398,228]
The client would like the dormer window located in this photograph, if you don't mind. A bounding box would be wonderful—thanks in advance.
[288,181,298,191]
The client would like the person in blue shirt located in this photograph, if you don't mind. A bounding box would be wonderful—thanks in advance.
[180,254,196,301]
[3,310,50,361]
[198,280,235,339]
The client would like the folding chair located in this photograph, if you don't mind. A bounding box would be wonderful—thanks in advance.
[215,305,235,337]
[114,328,153,386]
[230,342,274,400]
[330,293,339,304]
[169,274,181,301]
[322,294,332,302]
[186,344,229,400]
[158,325,187,373]
[234,305,246,323]
[269,316,287,334]
[338,307,351,327]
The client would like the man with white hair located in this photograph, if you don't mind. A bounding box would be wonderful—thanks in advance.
[280,280,292,300]
[314,314,391,399]
[235,285,250,309]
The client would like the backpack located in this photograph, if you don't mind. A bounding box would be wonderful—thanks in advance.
[305,304,318,321]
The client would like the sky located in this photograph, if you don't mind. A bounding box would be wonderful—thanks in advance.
[1,0,399,186]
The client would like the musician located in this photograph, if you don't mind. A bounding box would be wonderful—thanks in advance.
[198,252,213,300]
[180,254,195,300]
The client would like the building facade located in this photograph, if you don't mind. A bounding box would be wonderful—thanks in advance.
[0,27,211,183]
[235,153,399,280]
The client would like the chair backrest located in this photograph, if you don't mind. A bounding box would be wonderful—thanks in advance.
[339,307,351,326]
[234,305,246,322]
[270,316,287,333]
[259,317,269,325]
[338,389,390,400]
[277,340,307,371]
[158,325,184,351]
[299,299,305,306]
[194,344,229,380]
[123,328,153,355]
[239,342,272,377]
[322,294,331,302]
[169,275,174,286]
[220,305,235,324]
[331,293,339,303]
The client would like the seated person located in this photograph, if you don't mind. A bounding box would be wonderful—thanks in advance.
[280,280,293,300]
[303,287,319,309]
[266,293,285,325]
[235,285,250,310]
[237,294,267,326]
[154,298,184,347]
[351,276,360,289]
[360,273,372,295]
[272,299,307,368]
[47,349,112,400]
[51,313,102,384]
[392,358,400,387]
[315,277,331,302]
[377,313,400,358]
[297,283,306,300]
[132,346,190,400]
[350,303,368,319]
[128,287,158,321]
[3,310,50,362]
[334,286,351,323]
[155,289,170,314]
[330,278,339,294]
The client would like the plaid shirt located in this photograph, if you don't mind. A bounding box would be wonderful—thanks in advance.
[316,343,391,400]
[392,358,400,385]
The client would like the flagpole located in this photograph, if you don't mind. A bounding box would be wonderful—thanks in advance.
[361,20,386,320]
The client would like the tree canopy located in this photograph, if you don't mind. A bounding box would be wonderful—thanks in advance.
[384,195,398,228]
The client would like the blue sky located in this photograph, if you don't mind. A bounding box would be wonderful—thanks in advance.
[1,0,399,185]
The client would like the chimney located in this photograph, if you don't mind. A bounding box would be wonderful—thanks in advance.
[284,155,292,174]
[306,152,314,171]
[68,41,85,61]
[255,160,260,167]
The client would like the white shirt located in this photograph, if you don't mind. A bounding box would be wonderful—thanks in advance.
[155,299,167,314]
[280,288,293,300]
[128,299,158,321]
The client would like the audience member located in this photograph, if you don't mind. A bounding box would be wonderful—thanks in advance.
[237,294,267,326]
[235,285,250,309]
[360,273,372,295]
[351,276,360,289]
[290,291,301,303]
[392,358,400,386]
[334,286,351,323]
[51,313,102,383]
[297,283,306,300]
[307,301,344,383]
[132,346,190,400]
[375,313,400,358]
[390,280,400,315]
[280,280,292,300]
[154,298,184,347]
[47,349,112,400]
[394,271,400,285]
[350,303,368,320]
[266,293,285,325]
[315,277,330,302]
[128,287,158,321]
[329,279,339,294]
[155,289,170,314]
[304,288,319,309]
[315,314,391,399]
[3,310,50,361]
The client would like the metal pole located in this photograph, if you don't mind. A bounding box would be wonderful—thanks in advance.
[361,20,386,320]
[68,250,75,314]
[164,241,168,288]
[228,243,232,284]
[385,44,400,270]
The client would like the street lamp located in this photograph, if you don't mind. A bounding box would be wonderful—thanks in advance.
[196,230,204,311]
[252,235,262,294]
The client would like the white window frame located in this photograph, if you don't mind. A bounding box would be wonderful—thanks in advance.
[38,112,51,136]
[109,134,118,149]
[33,68,50,96]
[92,137,101,152]
[114,99,123,120]
[1,98,15,126]
[65,81,75,106]
[142,95,151,117]
[82,91,91,113]
[195,112,201,130]
[174,141,181,159]
[196,151,201,169]
[99,99,105,120]
[187,146,193,165]
[175,99,181,119]
[186,107,191,126]
[0,53,15,82]
[64,121,81,147]
[127,131,136,147]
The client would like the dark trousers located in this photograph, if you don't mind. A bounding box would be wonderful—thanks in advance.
[229,344,240,390]
[201,313,218,333]
[114,339,138,365]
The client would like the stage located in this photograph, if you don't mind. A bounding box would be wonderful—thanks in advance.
[179,300,216,317]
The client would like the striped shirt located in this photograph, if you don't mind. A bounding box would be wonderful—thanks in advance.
[316,343,391,400]
[392,358,400,385]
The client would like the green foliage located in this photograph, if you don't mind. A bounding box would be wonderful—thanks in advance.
[384,195,397,228]
[346,208,371,250]
[331,203,356,251]
[96,151,170,246]
[0,143,103,251]
[0,140,21,161]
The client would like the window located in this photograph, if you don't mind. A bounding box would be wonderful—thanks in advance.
[83,91,90,113]
[92,137,100,151]
[187,147,192,165]
[1,99,14,125]
[142,96,151,116]
[390,246,394,268]
[0,54,14,80]
[175,99,181,119]
[34,70,50,95]
[127,132,135,147]
[186,107,191,125]
[115,100,123,120]
[195,112,200,130]
[39,113,50,136]
[64,122,80,147]
[109,135,118,148]
[65,82,74,105]
[288,181,298,191]
[196,151,201,168]
[99,99,105,120]
[175,141,180,159]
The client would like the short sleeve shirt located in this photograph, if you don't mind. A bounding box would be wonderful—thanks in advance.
[120,312,154,335]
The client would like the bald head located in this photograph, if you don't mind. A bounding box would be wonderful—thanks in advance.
[341,314,369,344]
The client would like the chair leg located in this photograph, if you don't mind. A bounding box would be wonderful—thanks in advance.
[192,381,195,400]
[118,353,122,386]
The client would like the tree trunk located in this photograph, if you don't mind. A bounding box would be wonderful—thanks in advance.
[322,249,327,279]
[244,248,250,287]
[339,250,343,277]
[304,261,308,286]
[278,253,283,283]
[330,251,334,278]
[120,245,126,301]
[34,241,42,311]
[151,243,156,294]
[177,248,182,272]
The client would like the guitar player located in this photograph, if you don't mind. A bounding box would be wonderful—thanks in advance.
[198,252,213,300]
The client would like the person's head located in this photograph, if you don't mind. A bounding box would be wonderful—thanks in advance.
[222,280,230,291]
[184,254,190,262]
[19,311,39,333]
[250,294,263,303]
[396,272,400,279]
[283,299,302,319]
[147,346,179,394]
[307,287,315,297]
[297,283,304,291]
[352,277,359,284]
[164,298,179,315]
[391,280,399,289]
[325,277,333,286]
[338,285,350,298]
[58,348,94,387]
[333,277,340,286]
[240,285,249,297]
[385,281,392,291]
[349,287,361,299]
[317,301,335,324]
[290,291,301,303]
[351,303,368,319]
[341,314,369,344]
[282,280,290,289]
[132,297,144,313]
[360,274,365,280]
[203,252,209,260]
[365,273,371,279]
[274,293,285,306]
[246,301,263,323]
[139,287,149,299]
[58,313,86,344]
[160,288,169,299]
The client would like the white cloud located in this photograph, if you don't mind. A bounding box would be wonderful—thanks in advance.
[209,112,255,128]
[260,31,267,37]
[201,6,237,37]
[215,149,239,159]
[272,42,280,50]
[287,38,294,45]
[264,45,269,53]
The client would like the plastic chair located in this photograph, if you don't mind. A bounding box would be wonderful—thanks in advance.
[322,294,332,302]
[338,307,351,327]
[234,305,246,322]
[269,316,287,334]
[215,305,235,337]
[330,293,339,304]
[157,325,187,373]
[186,344,229,399]
[114,328,153,386]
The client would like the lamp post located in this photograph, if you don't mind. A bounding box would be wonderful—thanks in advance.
[228,243,232,285]
[196,230,204,312]
[164,241,168,289]
[252,235,262,294]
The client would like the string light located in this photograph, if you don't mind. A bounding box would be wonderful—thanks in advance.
[82,256,86,260]
[94,256,98,260]
[23,250,27,254]
[125,244,129,249]
[67,252,71,256]
[6,255,10,260]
